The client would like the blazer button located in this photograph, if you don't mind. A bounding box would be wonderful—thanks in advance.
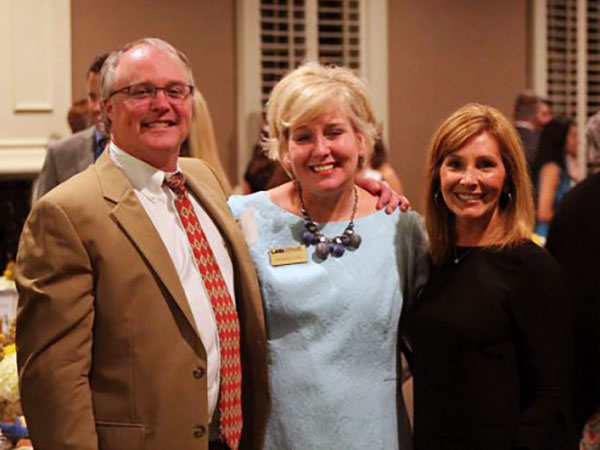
[193,425,206,438]
[193,367,205,379]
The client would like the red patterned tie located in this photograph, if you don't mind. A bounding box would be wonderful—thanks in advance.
[164,173,242,449]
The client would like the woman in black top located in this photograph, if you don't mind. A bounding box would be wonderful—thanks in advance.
[410,103,573,449]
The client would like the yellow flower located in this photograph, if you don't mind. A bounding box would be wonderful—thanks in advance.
[3,344,15,356]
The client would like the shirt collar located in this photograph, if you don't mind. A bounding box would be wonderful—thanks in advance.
[514,120,535,131]
[109,141,180,200]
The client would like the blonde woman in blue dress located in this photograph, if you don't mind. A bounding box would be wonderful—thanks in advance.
[228,63,428,449]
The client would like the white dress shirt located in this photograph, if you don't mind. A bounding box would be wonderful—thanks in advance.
[109,142,235,422]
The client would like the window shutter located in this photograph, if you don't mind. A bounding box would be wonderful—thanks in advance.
[260,0,361,104]
[317,0,360,69]
[546,0,578,118]
[260,0,307,104]
[587,0,600,116]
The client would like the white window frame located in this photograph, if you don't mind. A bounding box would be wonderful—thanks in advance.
[235,0,388,181]
[532,0,587,171]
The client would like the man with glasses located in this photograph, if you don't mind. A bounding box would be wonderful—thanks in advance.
[16,38,268,450]
[34,53,109,201]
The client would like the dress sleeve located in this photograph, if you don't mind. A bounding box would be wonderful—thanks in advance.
[16,198,98,450]
[398,211,430,356]
[511,246,573,449]
[403,212,429,306]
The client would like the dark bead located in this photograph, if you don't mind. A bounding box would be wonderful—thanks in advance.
[306,222,319,233]
[302,230,316,245]
[315,242,330,259]
[331,243,345,257]
[348,233,362,249]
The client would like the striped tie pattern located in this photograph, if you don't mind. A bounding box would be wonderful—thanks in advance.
[164,173,242,449]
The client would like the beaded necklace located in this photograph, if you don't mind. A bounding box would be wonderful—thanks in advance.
[298,183,362,259]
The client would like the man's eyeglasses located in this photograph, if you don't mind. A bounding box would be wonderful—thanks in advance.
[108,83,194,104]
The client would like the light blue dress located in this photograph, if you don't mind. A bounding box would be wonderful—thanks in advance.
[228,192,428,450]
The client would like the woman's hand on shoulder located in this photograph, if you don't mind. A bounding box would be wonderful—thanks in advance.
[355,176,410,214]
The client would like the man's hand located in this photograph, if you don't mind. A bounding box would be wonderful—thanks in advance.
[356,177,411,214]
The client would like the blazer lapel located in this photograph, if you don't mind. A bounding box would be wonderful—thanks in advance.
[94,152,202,339]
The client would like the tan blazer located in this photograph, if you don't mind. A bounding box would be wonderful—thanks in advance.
[16,151,268,450]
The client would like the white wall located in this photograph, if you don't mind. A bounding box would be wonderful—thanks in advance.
[0,0,72,177]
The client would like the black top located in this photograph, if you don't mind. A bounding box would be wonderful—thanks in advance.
[546,173,600,434]
[409,242,573,450]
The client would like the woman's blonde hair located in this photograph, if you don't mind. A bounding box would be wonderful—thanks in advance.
[424,103,534,265]
[188,90,231,194]
[265,62,379,174]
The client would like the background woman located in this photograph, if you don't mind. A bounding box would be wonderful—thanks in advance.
[187,90,232,193]
[360,139,404,194]
[533,117,578,238]
[228,63,428,449]
[410,103,572,449]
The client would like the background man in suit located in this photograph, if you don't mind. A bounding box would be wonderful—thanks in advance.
[513,91,552,171]
[546,172,600,448]
[34,53,109,200]
[16,38,268,450]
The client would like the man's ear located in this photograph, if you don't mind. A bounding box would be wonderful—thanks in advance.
[103,99,113,120]
[280,148,296,179]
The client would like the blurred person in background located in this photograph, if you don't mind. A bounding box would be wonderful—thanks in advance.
[533,117,578,238]
[546,171,600,449]
[187,90,232,193]
[513,91,552,171]
[34,53,109,201]
[584,110,600,175]
[241,117,290,193]
[534,98,553,130]
[360,139,404,194]
[67,98,91,134]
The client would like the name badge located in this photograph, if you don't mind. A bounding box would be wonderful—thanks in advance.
[269,245,307,267]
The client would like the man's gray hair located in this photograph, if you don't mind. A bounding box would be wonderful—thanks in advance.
[585,110,600,174]
[100,37,194,99]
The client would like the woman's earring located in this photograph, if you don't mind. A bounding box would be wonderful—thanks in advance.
[358,155,365,168]
[434,191,443,206]
[501,191,513,208]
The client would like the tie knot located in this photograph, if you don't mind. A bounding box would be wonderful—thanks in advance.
[164,173,187,198]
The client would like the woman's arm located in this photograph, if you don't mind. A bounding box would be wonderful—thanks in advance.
[536,163,561,222]
[355,176,410,213]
